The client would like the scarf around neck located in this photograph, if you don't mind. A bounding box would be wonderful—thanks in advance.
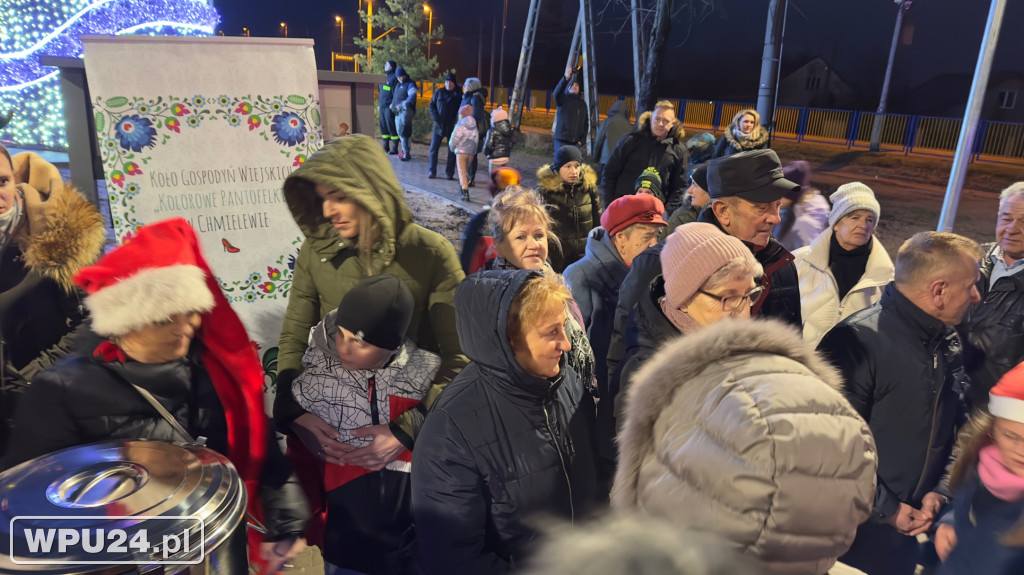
[979,443,1024,502]
[0,189,24,254]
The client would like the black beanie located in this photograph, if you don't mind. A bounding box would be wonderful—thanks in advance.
[552,145,583,171]
[334,275,414,351]
[445,72,457,83]
[395,66,408,79]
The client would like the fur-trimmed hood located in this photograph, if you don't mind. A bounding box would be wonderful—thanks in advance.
[535,163,598,195]
[11,153,106,293]
[637,110,686,144]
[723,108,770,152]
[612,317,877,574]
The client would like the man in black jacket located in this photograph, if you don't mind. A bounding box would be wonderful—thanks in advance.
[553,66,589,158]
[959,182,1024,409]
[817,231,982,575]
[698,149,802,328]
[428,72,462,179]
[601,100,688,212]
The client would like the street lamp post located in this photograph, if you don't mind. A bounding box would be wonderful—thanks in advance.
[241,27,249,37]
[367,0,373,68]
[336,16,344,53]
[870,0,910,151]
[423,4,433,60]
[280,22,288,38]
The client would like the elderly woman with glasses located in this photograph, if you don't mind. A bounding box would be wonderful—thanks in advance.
[609,223,763,429]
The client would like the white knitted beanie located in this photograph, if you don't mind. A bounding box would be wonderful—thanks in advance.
[829,182,881,227]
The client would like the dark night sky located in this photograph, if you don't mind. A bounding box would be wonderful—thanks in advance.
[212,0,1024,112]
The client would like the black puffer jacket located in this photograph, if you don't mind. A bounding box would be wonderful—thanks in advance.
[411,270,599,574]
[430,85,463,136]
[817,283,967,522]
[463,88,490,137]
[4,343,310,540]
[535,164,602,273]
[699,207,802,328]
[959,243,1024,408]
[484,119,513,160]
[601,115,688,212]
[553,74,589,146]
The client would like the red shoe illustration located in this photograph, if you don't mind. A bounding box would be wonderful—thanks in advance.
[222,238,240,253]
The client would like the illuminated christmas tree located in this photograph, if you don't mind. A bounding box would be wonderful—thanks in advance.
[0,0,220,149]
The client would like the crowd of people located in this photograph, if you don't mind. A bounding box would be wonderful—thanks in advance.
[2,71,1024,575]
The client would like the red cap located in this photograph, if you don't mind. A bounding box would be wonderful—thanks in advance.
[600,193,668,236]
[990,362,1024,424]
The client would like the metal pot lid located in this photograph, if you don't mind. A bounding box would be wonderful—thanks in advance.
[0,440,246,573]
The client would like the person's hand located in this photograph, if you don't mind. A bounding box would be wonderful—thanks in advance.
[259,537,306,574]
[290,413,351,465]
[343,424,405,471]
[920,491,948,521]
[934,523,958,562]
[887,502,933,536]
[565,65,573,79]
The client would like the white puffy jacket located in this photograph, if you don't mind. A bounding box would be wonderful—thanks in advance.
[793,228,894,346]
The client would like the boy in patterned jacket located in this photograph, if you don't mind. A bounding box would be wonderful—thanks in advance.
[294,275,440,574]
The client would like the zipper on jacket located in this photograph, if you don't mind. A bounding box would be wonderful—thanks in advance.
[911,348,944,500]
[543,398,575,523]
[368,375,379,425]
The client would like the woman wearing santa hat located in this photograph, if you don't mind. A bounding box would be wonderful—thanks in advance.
[934,361,1024,574]
[3,218,310,574]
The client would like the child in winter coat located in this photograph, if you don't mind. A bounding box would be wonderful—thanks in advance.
[483,106,513,173]
[450,104,478,201]
[934,362,1024,574]
[293,275,441,575]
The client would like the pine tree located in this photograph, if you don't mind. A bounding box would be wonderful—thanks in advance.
[353,0,447,84]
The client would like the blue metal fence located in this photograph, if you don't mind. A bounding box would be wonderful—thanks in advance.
[418,82,1024,166]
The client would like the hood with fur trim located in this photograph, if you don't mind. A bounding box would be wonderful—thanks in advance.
[612,318,877,575]
[723,109,770,153]
[12,152,106,293]
[535,162,598,194]
[283,134,414,272]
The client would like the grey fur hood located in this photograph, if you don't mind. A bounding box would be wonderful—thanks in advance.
[612,318,877,575]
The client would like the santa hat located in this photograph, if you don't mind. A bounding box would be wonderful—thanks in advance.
[990,362,1024,424]
[73,218,267,510]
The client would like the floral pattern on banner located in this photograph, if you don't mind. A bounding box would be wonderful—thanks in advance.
[92,94,320,301]
[216,240,303,303]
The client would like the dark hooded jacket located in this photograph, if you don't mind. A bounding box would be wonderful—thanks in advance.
[430,83,463,137]
[958,242,1024,409]
[699,207,802,328]
[601,112,688,212]
[535,164,602,273]
[553,73,589,146]
[593,101,632,165]
[276,134,468,446]
[392,72,417,114]
[411,270,599,574]
[463,88,490,138]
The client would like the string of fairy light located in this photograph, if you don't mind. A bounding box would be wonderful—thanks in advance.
[0,0,220,149]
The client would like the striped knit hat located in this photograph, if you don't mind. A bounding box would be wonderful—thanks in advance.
[829,182,881,227]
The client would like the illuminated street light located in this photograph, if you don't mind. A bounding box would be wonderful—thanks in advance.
[423,4,432,60]
[280,22,288,37]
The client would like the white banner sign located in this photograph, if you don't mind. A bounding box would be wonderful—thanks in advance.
[84,36,322,406]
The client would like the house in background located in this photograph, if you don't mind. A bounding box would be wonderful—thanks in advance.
[777,57,857,109]
[902,72,1024,123]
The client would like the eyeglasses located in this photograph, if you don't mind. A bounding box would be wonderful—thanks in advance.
[696,286,764,312]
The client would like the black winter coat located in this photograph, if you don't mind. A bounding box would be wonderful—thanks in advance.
[379,69,398,108]
[484,119,513,160]
[601,120,688,212]
[462,88,490,137]
[430,85,463,136]
[535,164,602,273]
[817,283,967,522]
[699,208,802,328]
[392,78,417,114]
[411,270,599,574]
[553,75,589,146]
[4,343,310,540]
[605,243,663,389]
[958,243,1024,408]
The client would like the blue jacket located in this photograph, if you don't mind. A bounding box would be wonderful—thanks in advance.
[411,270,599,574]
[939,469,1024,575]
